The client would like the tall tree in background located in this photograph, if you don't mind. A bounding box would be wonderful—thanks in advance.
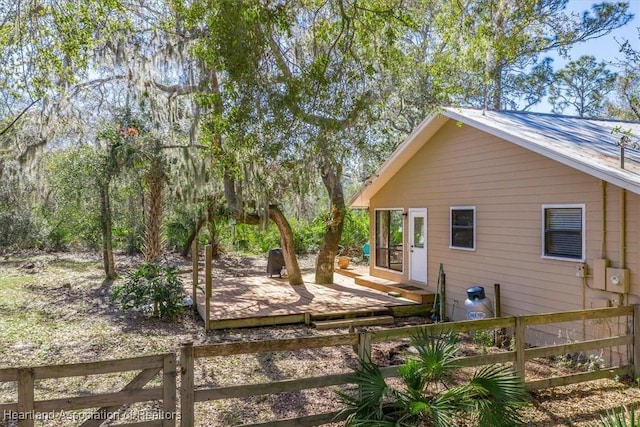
[384,0,631,132]
[607,31,640,121]
[0,0,129,143]
[549,55,617,117]
[469,0,630,111]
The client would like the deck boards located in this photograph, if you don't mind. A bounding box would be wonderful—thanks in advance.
[187,270,422,329]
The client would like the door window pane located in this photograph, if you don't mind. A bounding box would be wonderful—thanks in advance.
[413,216,424,248]
[375,210,403,271]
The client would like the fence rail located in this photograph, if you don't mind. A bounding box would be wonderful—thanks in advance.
[181,305,637,426]
[1,354,176,427]
[1,306,637,427]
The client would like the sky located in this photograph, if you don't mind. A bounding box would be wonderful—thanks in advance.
[530,0,640,113]
[561,0,640,64]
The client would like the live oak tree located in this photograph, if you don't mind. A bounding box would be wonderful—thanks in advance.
[175,0,407,284]
[1,0,208,274]
[0,0,633,284]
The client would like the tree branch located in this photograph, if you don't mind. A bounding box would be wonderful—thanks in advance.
[0,98,40,137]
[151,81,199,96]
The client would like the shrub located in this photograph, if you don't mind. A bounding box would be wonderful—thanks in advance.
[337,329,528,426]
[112,262,185,320]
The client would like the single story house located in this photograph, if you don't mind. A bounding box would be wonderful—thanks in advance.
[349,107,640,347]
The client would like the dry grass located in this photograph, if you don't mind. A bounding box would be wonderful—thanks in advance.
[1,251,640,426]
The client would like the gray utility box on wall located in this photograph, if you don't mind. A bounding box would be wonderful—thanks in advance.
[593,258,630,294]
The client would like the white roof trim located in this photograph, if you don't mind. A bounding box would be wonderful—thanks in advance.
[349,108,640,208]
[348,113,448,207]
[445,108,640,195]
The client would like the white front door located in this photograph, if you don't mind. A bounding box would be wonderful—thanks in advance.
[409,208,427,283]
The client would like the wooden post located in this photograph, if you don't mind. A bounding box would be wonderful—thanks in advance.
[515,316,526,379]
[205,244,212,331]
[191,240,198,312]
[633,305,640,378]
[17,368,34,427]
[357,331,372,363]
[163,354,177,427]
[180,343,195,427]
[494,283,502,347]
[440,272,446,321]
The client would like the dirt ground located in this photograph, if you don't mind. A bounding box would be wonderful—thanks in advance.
[1,251,640,426]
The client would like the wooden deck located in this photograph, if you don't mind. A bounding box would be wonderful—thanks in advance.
[189,267,433,329]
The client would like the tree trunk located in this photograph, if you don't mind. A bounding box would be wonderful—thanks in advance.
[224,172,304,285]
[206,214,221,258]
[99,184,116,280]
[181,215,206,258]
[315,161,346,285]
[143,171,165,262]
[268,205,303,285]
[208,69,303,284]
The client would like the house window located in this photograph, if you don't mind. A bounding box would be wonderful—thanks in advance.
[375,209,403,272]
[543,205,585,260]
[450,207,475,250]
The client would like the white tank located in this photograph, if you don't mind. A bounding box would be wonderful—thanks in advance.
[464,286,493,320]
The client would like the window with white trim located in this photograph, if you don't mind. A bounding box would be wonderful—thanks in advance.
[450,207,475,250]
[542,205,585,260]
[375,209,404,272]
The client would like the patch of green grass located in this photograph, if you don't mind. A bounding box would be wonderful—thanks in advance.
[0,274,36,307]
[48,259,101,273]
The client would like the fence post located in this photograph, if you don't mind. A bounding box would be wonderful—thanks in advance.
[515,316,525,379]
[163,353,177,427]
[357,331,372,363]
[634,305,640,378]
[205,245,212,330]
[17,368,34,427]
[192,240,198,312]
[494,283,503,347]
[180,342,195,427]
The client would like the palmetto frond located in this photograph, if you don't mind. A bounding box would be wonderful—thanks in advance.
[410,328,460,384]
[599,406,640,427]
[336,358,416,426]
[337,332,528,426]
[466,364,528,427]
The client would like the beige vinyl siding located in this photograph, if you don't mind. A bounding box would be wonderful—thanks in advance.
[370,119,640,330]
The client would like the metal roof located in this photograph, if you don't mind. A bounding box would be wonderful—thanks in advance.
[349,107,640,208]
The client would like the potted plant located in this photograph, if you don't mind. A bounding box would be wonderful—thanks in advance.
[337,255,350,269]
[336,246,350,269]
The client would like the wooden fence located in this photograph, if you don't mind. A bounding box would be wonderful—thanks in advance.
[0,354,176,427]
[1,306,637,427]
[179,305,638,427]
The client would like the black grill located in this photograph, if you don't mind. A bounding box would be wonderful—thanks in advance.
[267,248,285,277]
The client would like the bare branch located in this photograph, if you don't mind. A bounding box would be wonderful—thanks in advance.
[151,81,199,96]
[0,98,40,137]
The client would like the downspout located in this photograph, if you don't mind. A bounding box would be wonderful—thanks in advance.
[601,181,607,259]
[584,181,607,343]
[620,188,627,367]
[620,188,626,270]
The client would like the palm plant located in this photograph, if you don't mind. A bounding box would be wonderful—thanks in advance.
[600,407,640,427]
[337,329,528,427]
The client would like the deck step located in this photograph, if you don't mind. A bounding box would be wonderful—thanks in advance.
[312,315,395,330]
[310,307,391,321]
[334,268,362,278]
[354,276,435,304]
[388,303,434,317]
